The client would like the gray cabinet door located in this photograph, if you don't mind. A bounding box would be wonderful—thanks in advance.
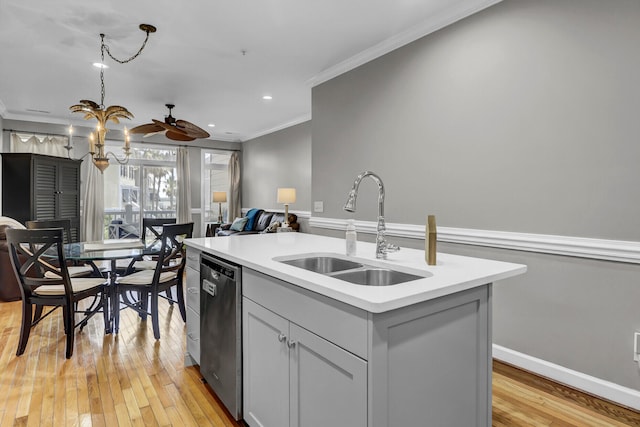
[289,323,367,427]
[184,249,201,366]
[243,298,289,427]
[186,305,200,366]
[185,262,200,366]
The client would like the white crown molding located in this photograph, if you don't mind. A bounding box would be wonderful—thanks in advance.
[493,345,640,411]
[2,110,70,125]
[307,0,504,88]
[308,216,640,264]
[242,113,312,142]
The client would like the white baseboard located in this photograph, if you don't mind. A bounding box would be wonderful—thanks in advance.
[493,344,640,411]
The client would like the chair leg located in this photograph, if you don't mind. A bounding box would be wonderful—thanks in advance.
[176,284,186,322]
[33,305,44,322]
[114,289,121,334]
[63,305,74,359]
[101,291,109,332]
[140,291,149,321]
[151,290,160,340]
[165,287,174,305]
[17,302,33,356]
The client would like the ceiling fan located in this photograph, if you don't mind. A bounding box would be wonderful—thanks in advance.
[129,104,210,141]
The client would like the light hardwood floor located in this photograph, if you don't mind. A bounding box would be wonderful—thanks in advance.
[0,297,638,426]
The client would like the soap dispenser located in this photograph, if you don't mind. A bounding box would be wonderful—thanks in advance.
[346,219,357,256]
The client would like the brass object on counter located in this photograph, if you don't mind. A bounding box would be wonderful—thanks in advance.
[426,215,437,265]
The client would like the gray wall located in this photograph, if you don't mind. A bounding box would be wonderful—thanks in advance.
[242,121,312,218]
[311,0,640,391]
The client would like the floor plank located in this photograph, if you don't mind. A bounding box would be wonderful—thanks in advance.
[1,297,638,426]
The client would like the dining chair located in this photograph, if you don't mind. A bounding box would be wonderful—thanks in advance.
[25,219,97,278]
[117,217,178,273]
[6,228,108,358]
[114,222,193,339]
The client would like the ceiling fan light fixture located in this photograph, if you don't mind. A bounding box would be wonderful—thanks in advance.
[130,104,210,141]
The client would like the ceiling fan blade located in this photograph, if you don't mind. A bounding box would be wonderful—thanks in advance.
[166,130,196,142]
[152,119,187,135]
[143,131,166,138]
[176,120,210,139]
[129,123,164,134]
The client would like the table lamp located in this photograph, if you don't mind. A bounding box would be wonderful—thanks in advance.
[276,188,296,228]
[212,191,227,223]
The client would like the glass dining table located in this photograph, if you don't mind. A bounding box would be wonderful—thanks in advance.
[63,239,159,333]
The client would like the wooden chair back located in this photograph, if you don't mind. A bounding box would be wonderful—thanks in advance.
[152,223,193,282]
[26,219,73,244]
[142,218,177,245]
[6,228,71,300]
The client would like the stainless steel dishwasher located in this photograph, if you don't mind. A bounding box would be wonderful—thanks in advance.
[200,253,242,420]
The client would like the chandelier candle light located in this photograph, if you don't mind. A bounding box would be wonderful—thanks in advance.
[70,24,156,172]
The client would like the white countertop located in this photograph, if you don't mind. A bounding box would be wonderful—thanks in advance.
[185,233,526,313]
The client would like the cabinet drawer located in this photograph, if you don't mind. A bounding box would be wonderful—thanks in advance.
[185,266,200,314]
[186,248,200,271]
[243,268,369,360]
[186,306,200,365]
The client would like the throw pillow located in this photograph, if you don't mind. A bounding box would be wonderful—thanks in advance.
[262,221,280,233]
[230,217,248,232]
[244,208,263,231]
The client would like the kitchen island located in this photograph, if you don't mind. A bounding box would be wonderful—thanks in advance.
[184,232,526,427]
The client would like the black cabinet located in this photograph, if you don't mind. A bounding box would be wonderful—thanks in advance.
[2,153,82,242]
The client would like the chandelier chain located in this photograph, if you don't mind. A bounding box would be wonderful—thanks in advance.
[100,35,106,108]
[101,30,153,64]
[98,29,153,108]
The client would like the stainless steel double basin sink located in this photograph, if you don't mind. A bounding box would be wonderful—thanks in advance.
[278,255,431,286]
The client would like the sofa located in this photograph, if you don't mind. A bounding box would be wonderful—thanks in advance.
[0,217,26,301]
[216,209,299,236]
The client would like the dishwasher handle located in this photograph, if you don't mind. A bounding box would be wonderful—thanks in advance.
[202,279,217,297]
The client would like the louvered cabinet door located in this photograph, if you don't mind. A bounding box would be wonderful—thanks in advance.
[58,162,81,241]
[33,157,58,220]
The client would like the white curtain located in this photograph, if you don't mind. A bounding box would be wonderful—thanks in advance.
[228,151,241,220]
[176,146,192,224]
[82,162,104,241]
[11,133,68,157]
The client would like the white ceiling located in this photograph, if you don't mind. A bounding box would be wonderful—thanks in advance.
[0,0,499,142]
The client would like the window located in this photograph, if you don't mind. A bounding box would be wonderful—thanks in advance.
[104,141,177,238]
[202,150,232,227]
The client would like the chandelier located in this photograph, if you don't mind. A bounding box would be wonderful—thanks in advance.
[70,24,156,172]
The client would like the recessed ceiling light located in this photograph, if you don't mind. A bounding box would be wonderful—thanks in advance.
[208,123,215,128]
[262,95,273,100]
[92,62,109,69]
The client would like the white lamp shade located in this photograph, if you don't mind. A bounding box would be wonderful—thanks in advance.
[277,188,296,204]
[212,191,227,203]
